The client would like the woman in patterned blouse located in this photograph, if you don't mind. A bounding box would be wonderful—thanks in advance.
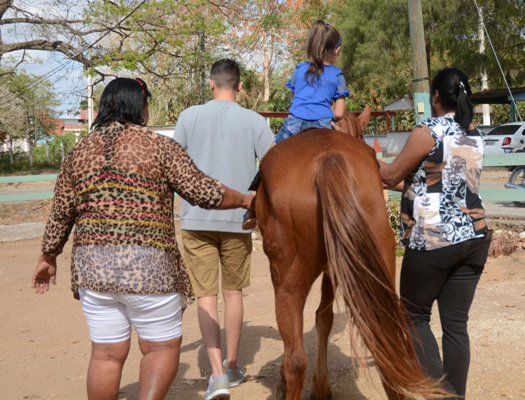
[31,78,254,400]
[379,68,492,398]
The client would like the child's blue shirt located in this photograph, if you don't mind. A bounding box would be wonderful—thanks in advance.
[286,62,350,121]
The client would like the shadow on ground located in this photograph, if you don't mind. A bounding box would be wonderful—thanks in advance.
[118,312,371,400]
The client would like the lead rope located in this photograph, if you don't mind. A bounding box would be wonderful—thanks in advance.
[473,0,523,121]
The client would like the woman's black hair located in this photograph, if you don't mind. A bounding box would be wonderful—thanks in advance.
[92,77,151,129]
[431,67,474,130]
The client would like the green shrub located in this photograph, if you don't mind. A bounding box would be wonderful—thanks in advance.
[0,133,79,174]
[386,197,404,256]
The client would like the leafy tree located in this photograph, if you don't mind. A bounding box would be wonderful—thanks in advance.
[0,70,58,171]
[334,0,525,112]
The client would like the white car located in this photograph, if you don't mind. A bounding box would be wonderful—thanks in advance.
[482,122,525,154]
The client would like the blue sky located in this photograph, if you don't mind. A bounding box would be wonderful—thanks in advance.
[7,51,86,118]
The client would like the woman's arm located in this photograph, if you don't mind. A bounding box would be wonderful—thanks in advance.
[332,98,346,121]
[379,126,435,187]
[383,180,404,192]
[34,158,77,294]
[219,188,254,210]
[41,158,77,257]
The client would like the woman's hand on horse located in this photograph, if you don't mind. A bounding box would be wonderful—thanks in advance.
[32,255,57,294]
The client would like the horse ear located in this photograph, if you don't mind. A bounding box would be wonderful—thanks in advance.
[357,105,372,131]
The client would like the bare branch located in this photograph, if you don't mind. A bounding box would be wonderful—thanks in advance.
[0,0,13,19]
[0,39,91,65]
[0,17,84,25]
[0,48,26,76]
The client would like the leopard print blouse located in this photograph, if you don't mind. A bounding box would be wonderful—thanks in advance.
[41,122,225,302]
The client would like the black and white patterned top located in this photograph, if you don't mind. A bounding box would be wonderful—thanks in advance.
[400,114,487,251]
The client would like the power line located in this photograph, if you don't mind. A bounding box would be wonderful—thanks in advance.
[0,0,146,108]
[473,0,522,121]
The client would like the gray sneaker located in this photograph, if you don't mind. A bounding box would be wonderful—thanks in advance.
[205,374,230,400]
[223,359,246,387]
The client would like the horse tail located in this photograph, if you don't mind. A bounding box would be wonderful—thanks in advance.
[315,152,446,399]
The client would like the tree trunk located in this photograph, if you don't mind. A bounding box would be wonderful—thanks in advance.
[45,141,50,164]
[478,5,491,125]
[0,1,13,62]
[198,30,207,104]
[9,137,14,172]
[262,37,273,103]
[28,141,33,169]
[60,140,65,164]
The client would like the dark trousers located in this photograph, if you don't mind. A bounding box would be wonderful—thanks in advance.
[400,233,492,398]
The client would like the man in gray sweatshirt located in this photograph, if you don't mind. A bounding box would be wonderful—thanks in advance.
[173,59,273,400]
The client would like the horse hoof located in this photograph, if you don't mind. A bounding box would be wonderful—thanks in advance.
[310,391,333,400]
[275,383,286,400]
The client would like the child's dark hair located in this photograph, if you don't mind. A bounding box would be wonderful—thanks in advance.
[431,67,474,130]
[306,20,342,83]
[92,77,151,129]
[210,59,241,90]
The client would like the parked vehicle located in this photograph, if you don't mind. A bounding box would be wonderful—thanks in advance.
[508,166,524,187]
[482,122,525,154]
[504,149,524,206]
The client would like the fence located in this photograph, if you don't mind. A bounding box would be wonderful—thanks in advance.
[258,111,398,133]
[1,154,524,204]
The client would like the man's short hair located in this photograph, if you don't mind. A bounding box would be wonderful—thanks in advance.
[210,59,241,90]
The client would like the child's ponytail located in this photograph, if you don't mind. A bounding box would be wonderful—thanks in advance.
[306,20,342,84]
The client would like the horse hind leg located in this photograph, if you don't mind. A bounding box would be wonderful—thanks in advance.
[311,273,336,400]
[274,272,309,400]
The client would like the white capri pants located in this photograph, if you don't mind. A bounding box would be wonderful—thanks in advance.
[79,289,183,343]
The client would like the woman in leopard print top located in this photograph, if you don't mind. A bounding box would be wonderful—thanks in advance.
[31,78,253,400]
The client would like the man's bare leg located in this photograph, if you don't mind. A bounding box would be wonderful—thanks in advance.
[198,296,224,377]
[222,289,243,369]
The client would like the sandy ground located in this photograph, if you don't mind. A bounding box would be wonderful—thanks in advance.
[0,167,524,399]
[0,235,524,400]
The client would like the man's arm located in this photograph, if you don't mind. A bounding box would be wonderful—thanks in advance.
[172,111,187,148]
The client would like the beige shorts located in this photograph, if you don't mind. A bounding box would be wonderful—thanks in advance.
[181,230,252,297]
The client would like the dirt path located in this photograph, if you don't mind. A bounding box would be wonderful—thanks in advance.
[1,237,524,400]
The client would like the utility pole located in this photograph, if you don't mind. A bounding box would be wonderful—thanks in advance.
[30,98,37,170]
[407,0,431,122]
[87,74,94,133]
[478,5,491,125]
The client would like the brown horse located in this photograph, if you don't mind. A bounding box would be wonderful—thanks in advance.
[255,109,445,400]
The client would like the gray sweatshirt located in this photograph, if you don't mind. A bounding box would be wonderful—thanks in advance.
[173,100,274,233]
